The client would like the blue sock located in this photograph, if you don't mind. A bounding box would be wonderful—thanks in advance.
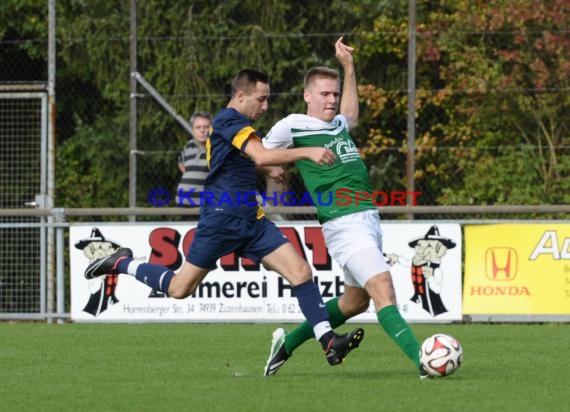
[292,280,329,327]
[133,263,174,295]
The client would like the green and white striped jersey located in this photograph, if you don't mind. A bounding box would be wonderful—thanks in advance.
[264,114,376,223]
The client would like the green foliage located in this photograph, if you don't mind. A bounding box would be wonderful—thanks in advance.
[56,115,129,208]
[57,1,130,105]
[2,0,568,211]
[441,146,542,204]
[435,1,570,205]
[359,0,569,207]
[0,0,47,59]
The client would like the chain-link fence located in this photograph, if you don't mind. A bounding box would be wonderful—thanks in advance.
[0,90,46,313]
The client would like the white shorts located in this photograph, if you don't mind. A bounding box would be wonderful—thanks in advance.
[322,209,391,287]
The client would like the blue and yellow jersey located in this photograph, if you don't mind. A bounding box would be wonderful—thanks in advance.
[204,108,263,220]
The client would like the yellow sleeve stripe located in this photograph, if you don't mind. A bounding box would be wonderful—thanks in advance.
[232,126,256,150]
[256,204,265,219]
[206,137,212,169]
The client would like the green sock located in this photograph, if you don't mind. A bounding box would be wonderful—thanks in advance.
[284,297,346,355]
[377,305,421,369]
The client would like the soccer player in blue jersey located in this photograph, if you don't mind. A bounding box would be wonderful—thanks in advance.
[262,38,425,378]
[85,69,364,369]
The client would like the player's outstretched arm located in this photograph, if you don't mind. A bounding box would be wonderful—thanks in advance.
[245,137,336,167]
[336,37,359,129]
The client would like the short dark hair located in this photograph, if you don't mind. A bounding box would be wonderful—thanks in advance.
[189,111,212,126]
[231,69,269,96]
[304,66,340,90]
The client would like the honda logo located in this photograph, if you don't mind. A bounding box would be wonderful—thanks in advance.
[485,247,518,281]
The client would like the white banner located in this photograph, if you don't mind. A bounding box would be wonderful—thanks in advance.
[70,222,462,322]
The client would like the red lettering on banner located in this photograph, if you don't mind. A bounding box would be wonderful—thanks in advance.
[151,226,328,272]
[304,227,331,270]
[148,228,182,270]
[241,257,260,271]
[469,286,530,296]
[220,253,239,271]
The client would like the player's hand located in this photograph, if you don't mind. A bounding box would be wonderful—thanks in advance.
[335,36,354,67]
[308,147,336,166]
[266,166,286,185]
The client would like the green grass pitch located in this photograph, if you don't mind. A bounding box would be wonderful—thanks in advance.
[1,323,568,411]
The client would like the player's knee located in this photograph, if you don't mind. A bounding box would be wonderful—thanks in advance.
[300,261,312,280]
[288,260,312,285]
[168,286,187,299]
[300,261,312,278]
[365,272,397,307]
[168,282,196,299]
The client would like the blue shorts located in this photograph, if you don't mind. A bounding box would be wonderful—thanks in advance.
[186,211,288,269]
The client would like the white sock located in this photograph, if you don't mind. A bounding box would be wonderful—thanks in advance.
[313,321,333,341]
[126,260,143,276]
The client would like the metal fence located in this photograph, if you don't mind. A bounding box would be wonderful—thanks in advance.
[0,88,47,316]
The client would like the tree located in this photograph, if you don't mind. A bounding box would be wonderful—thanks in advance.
[358,0,570,208]
[51,0,387,208]
[3,1,567,211]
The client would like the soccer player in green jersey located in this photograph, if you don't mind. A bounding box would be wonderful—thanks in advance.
[263,37,426,379]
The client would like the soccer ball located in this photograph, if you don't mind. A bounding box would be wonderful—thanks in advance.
[420,333,463,377]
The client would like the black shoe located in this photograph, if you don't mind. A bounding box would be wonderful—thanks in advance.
[84,248,133,279]
[263,328,290,377]
[419,364,433,380]
[325,328,364,366]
